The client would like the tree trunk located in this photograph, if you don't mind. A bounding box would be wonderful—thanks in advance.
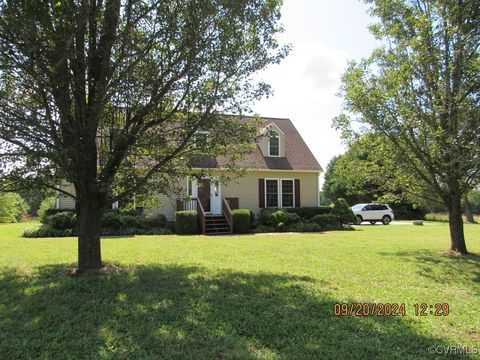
[76,193,103,272]
[463,198,477,223]
[447,191,468,254]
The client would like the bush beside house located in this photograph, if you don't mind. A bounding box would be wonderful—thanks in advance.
[256,199,355,233]
[259,209,300,231]
[332,198,356,225]
[232,209,251,234]
[22,210,170,238]
[285,206,332,220]
[175,211,199,235]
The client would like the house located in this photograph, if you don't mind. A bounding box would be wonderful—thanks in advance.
[58,116,322,234]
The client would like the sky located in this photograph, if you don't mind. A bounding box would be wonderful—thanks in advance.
[250,0,379,178]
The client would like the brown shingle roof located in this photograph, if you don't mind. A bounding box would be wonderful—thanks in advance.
[192,116,322,172]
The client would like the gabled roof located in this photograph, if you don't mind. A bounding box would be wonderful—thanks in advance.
[193,116,322,172]
[261,121,285,136]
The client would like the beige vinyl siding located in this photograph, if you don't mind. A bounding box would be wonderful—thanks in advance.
[59,181,187,221]
[149,171,319,220]
[221,170,319,216]
[58,183,76,209]
[58,171,319,221]
[151,193,180,221]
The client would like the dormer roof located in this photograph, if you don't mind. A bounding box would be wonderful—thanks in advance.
[192,116,322,172]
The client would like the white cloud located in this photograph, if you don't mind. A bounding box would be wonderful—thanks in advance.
[247,0,378,183]
[251,41,348,175]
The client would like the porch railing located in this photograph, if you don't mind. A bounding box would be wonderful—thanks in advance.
[222,197,233,234]
[224,197,239,210]
[197,198,206,234]
[176,198,197,211]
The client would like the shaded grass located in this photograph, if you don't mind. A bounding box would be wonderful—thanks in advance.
[0,222,479,359]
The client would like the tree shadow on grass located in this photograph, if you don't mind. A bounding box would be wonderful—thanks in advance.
[0,264,471,359]
[379,250,480,291]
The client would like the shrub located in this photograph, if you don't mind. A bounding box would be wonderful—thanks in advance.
[249,210,256,228]
[232,209,251,234]
[390,203,427,220]
[146,214,167,228]
[332,198,356,224]
[38,196,58,223]
[101,211,147,232]
[310,213,342,230]
[175,210,198,235]
[287,221,322,232]
[37,209,170,236]
[286,206,332,220]
[100,211,124,229]
[44,211,77,230]
[259,208,300,230]
[121,214,144,229]
[251,225,276,233]
[22,225,70,238]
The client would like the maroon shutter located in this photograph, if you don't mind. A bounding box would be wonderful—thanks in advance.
[294,179,300,208]
[259,178,265,208]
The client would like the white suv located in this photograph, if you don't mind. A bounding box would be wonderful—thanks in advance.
[351,203,394,225]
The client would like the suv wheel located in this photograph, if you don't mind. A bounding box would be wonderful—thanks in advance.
[355,215,363,225]
[382,215,391,225]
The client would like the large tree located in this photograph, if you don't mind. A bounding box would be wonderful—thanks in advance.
[335,0,479,254]
[322,135,431,218]
[0,0,288,271]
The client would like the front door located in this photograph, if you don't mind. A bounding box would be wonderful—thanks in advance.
[210,180,222,214]
[198,179,211,212]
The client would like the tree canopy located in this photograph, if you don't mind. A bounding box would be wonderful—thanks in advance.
[0,0,288,271]
[335,0,480,254]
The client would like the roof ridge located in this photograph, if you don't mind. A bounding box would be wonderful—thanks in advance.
[222,113,291,121]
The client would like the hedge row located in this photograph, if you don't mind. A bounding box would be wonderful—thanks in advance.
[23,210,169,238]
[257,200,355,233]
[22,225,172,238]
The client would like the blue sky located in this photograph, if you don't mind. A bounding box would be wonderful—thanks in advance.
[251,0,379,177]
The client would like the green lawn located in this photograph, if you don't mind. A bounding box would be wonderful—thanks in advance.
[0,222,479,359]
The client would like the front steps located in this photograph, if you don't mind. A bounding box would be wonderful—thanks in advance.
[204,214,231,235]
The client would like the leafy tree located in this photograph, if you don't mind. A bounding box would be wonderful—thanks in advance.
[323,135,429,219]
[322,142,381,205]
[335,0,479,254]
[0,0,288,271]
[332,198,356,225]
[17,188,54,216]
[0,193,27,223]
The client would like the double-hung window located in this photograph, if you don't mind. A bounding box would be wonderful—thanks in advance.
[281,179,294,207]
[265,178,295,208]
[265,179,279,207]
[268,133,280,156]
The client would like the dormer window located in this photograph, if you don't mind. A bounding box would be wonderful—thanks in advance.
[268,132,280,156]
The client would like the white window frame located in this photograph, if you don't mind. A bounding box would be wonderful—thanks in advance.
[265,178,280,208]
[280,178,295,208]
[264,178,295,208]
[268,131,280,157]
[186,177,198,198]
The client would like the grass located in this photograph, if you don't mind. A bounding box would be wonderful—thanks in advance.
[0,222,479,359]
